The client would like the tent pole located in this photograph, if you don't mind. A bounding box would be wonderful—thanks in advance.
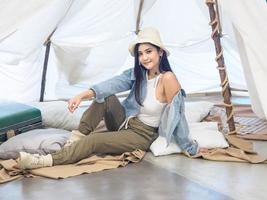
[39,28,57,102]
[206,0,236,134]
[135,0,144,34]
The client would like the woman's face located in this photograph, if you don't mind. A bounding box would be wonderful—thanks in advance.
[138,43,162,71]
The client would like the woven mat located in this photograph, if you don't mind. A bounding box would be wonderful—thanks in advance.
[207,106,267,140]
[235,116,267,135]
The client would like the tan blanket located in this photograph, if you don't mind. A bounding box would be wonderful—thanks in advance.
[188,135,267,163]
[0,159,25,183]
[237,134,267,141]
[0,149,145,184]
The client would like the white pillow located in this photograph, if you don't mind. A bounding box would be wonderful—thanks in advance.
[0,128,71,159]
[150,122,229,156]
[29,101,88,131]
[189,122,229,149]
[185,101,214,123]
[150,136,182,156]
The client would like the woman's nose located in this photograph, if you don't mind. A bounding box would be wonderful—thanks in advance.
[143,54,148,60]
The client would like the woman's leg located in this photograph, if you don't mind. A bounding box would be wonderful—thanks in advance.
[17,95,126,170]
[18,118,158,169]
[52,118,158,165]
[78,95,125,134]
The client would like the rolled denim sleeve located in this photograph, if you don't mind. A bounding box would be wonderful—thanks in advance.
[172,117,199,156]
[170,90,199,156]
[91,68,134,100]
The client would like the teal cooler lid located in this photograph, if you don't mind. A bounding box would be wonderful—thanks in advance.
[0,101,42,132]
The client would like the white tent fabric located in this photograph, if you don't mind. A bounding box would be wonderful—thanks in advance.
[47,0,247,100]
[0,0,266,119]
[47,0,137,99]
[220,0,267,118]
[0,0,72,101]
[0,0,49,42]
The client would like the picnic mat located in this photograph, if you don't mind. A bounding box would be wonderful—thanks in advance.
[235,117,267,135]
[0,149,145,184]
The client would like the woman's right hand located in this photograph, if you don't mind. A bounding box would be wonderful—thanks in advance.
[68,89,95,113]
[68,95,82,113]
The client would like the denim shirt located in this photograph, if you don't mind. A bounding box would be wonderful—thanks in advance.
[91,68,198,155]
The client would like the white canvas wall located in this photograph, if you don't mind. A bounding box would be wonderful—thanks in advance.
[46,0,247,100]
[0,0,72,101]
[220,0,267,118]
[0,0,266,118]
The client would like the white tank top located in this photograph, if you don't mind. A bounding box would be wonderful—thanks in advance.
[137,73,167,127]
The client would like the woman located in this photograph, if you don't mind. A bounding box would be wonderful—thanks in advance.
[18,27,205,169]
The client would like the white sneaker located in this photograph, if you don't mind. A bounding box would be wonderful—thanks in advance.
[64,130,85,147]
[17,152,53,169]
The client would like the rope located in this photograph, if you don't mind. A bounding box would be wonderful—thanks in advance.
[216,50,225,70]
[210,17,220,38]
[228,130,237,135]
[206,0,215,4]
[220,76,235,123]
[217,66,225,70]
[206,0,221,39]
[215,50,223,61]
[219,102,237,134]
[220,102,234,121]
[221,76,228,92]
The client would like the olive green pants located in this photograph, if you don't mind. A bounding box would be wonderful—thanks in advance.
[52,95,158,165]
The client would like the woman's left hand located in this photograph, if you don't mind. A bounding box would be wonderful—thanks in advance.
[198,147,209,154]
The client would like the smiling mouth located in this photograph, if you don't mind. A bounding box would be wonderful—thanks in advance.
[143,62,151,65]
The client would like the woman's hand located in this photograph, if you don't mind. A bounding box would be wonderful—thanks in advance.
[68,89,96,113]
[68,95,82,113]
[198,147,209,154]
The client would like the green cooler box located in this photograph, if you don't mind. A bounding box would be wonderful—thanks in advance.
[0,101,42,142]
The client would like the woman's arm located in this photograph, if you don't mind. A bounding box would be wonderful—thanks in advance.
[68,89,95,113]
[162,72,181,104]
[68,68,134,113]
[90,68,134,100]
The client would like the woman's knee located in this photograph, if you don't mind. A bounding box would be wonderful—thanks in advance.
[78,122,91,135]
[104,95,125,131]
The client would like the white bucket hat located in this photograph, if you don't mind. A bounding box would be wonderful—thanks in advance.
[128,27,170,57]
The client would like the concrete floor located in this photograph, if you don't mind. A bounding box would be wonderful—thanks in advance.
[144,141,267,200]
[0,160,232,200]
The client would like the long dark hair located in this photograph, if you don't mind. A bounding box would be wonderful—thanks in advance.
[134,43,173,106]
